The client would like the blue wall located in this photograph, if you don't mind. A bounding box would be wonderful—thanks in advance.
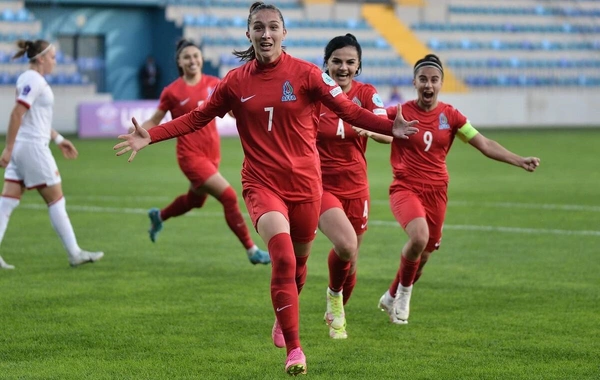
[27,4,182,100]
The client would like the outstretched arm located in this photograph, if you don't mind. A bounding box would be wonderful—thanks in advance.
[468,133,540,172]
[352,127,393,144]
[141,109,167,130]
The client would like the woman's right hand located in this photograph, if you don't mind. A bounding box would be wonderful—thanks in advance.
[0,148,12,168]
[113,117,151,162]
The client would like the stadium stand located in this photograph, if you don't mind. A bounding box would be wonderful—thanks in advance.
[165,0,600,95]
[0,0,91,86]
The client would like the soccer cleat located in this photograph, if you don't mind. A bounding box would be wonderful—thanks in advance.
[272,319,285,348]
[378,290,394,315]
[324,289,347,339]
[249,248,270,265]
[0,256,15,270]
[69,250,104,267]
[148,208,163,242]
[391,285,413,324]
[285,347,307,376]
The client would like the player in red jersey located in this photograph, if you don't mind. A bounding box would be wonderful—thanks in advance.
[317,34,392,340]
[114,2,418,375]
[377,54,541,325]
[138,39,269,265]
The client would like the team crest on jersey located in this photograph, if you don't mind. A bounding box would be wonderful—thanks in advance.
[321,73,336,86]
[281,81,297,102]
[439,113,450,130]
[22,85,31,96]
[372,93,385,107]
[352,96,362,106]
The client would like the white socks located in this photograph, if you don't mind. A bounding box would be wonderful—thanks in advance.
[0,196,20,246]
[48,197,80,258]
[247,244,259,256]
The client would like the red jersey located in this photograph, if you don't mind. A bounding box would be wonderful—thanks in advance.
[317,80,387,198]
[387,100,468,186]
[158,75,221,162]
[149,52,394,202]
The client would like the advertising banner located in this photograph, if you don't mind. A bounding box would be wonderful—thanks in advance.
[78,100,238,138]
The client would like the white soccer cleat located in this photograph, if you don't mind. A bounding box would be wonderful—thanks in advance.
[391,285,413,325]
[69,250,104,267]
[378,290,394,315]
[0,258,15,270]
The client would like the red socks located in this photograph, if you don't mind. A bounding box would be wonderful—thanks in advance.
[389,255,421,296]
[295,255,309,295]
[342,270,356,305]
[218,187,254,250]
[327,249,351,293]
[268,233,300,354]
[160,190,207,221]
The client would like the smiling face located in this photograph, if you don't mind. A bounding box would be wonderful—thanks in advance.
[246,9,286,64]
[413,66,443,111]
[177,45,203,78]
[326,46,360,93]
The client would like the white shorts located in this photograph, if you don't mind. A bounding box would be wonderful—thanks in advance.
[4,141,61,189]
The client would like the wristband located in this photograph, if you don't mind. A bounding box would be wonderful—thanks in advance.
[53,134,65,145]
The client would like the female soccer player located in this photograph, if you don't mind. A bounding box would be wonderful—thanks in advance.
[139,39,269,265]
[378,54,540,325]
[0,39,103,269]
[114,2,418,375]
[316,34,392,340]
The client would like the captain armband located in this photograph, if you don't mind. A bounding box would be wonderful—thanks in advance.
[456,122,479,143]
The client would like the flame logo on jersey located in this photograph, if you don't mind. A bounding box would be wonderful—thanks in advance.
[281,81,297,102]
[439,113,450,130]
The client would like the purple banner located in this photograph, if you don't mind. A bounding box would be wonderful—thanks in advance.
[78,100,239,138]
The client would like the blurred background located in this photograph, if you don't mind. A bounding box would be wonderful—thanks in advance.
[0,0,599,136]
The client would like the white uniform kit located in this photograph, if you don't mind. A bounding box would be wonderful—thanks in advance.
[4,69,60,189]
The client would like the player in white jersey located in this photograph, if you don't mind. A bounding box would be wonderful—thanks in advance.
[0,39,103,269]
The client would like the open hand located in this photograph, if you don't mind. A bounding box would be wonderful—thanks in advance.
[58,139,79,159]
[0,148,11,168]
[391,104,419,139]
[113,117,151,162]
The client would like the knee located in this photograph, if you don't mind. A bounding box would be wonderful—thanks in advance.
[334,241,356,261]
[408,231,429,254]
[218,186,238,207]
[189,191,207,208]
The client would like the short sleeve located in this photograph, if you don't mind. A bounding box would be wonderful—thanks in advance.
[16,73,44,108]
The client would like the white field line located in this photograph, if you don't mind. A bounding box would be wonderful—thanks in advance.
[371,199,600,212]
[64,195,600,213]
[18,203,600,237]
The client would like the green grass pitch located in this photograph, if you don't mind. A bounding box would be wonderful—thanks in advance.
[0,128,598,379]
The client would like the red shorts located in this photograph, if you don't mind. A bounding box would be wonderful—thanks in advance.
[320,191,370,235]
[178,155,219,189]
[243,185,320,244]
[389,179,447,252]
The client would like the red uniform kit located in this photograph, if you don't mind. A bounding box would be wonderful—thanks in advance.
[158,75,221,187]
[387,100,468,251]
[149,52,394,241]
[317,80,387,233]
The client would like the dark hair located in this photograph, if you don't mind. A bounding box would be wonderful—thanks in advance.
[12,39,51,62]
[232,1,286,62]
[413,53,444,78]
[323,33,362,77]
[175,38,201,76]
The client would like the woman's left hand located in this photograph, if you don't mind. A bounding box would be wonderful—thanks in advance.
[58,139,79,159]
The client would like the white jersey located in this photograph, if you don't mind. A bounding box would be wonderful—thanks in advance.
[15,69,54,143]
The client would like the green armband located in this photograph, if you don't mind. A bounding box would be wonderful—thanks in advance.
[457,122,479,143]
